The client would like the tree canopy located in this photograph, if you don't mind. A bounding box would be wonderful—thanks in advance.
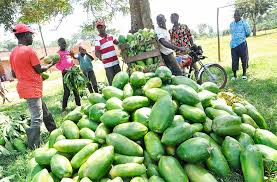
[0,0,25,30]
[0,0,129,30]
[19,0,73,24]
[0,0,156,34]
[235,0,275,36]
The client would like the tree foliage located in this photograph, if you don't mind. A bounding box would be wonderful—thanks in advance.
[0,0,155,34]
[72,23,120,42]
[197,24,214,37]
[19,0,73,24]
[0,0,72,30]
[235,0,275,36]
[0,0,25,30]
[82,0,129,22]
[197,24,208,35]
[0,40,17,51]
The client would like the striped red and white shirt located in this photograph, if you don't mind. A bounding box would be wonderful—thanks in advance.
[95,34,119,68]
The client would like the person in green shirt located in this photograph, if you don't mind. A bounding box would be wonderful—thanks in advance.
[73,46,99,93]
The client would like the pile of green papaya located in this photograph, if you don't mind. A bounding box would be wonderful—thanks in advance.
[130,57,161,73]
[27,67,277,182]
[118,28,157,58]
[118,28,161,73]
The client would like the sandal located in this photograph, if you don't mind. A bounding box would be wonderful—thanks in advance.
[242,76,248,80]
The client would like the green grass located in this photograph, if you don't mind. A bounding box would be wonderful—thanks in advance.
[1,29,277,181]
[198,29,277,133]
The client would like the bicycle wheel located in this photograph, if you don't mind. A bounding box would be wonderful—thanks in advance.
[198,63,227,89]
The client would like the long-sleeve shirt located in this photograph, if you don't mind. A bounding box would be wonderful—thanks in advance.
[230,20,251,48]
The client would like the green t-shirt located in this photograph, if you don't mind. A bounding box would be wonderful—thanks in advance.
[77,54,93,72]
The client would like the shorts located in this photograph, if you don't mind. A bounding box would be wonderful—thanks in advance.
[231,41,249,71]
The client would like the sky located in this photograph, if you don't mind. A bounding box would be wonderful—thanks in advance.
[1,0,235,45]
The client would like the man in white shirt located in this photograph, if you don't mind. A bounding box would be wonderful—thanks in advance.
[155,14,188,75]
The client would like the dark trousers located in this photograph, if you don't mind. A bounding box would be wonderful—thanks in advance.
[26,98,56,149]
[83,70,99,93]
[231,41,249,71]
[26,98,56,132]
[105,64,121,85]
[161,53,182,76]
[62,71,81,109]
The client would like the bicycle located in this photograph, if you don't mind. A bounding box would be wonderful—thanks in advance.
[176,45,227,89]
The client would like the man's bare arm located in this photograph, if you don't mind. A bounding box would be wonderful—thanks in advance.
[95,50,101,60]
[33,63,55,74]
[86,53,94,61]
[159,38,187,52]
[11,70,16,78]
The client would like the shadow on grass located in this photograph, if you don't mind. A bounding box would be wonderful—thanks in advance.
[225,67,277,133]
[254,31,277,38]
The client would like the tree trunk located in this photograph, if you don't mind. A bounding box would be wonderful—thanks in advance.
[129,0,143,33]
[140,0,154,29]
[252,20,257,36]
[251,13,257,36]
[129,0,153,32]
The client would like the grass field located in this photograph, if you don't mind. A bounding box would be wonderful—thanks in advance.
[0,29,277,181]
[198,29,277,133]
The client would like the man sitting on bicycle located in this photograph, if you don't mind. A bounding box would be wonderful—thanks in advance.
[155,14,188,76]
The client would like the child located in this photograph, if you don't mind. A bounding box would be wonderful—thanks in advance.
[72,46,98,93]
[56,38,81,111]
[0,78,10,104]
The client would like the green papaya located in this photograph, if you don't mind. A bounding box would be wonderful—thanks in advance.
[149,95,174,133]
[158,156,188,182]
[177,137,211,163]
[222,136,242,170]
[144,132,164,161]
[106,97,123,110]
[100,109,129,128]
[179,104,206,123]
[254,129,277,150]
[173,85,200,106]
[184,164,218,182]
[240,145,264,182]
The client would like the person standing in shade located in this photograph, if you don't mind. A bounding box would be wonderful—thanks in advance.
[56,38,81,111]
[72,46,99,93]
[230,10,251,81]
[94,19,121,85]
[10,24,56,149]
[155,14,188,76]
